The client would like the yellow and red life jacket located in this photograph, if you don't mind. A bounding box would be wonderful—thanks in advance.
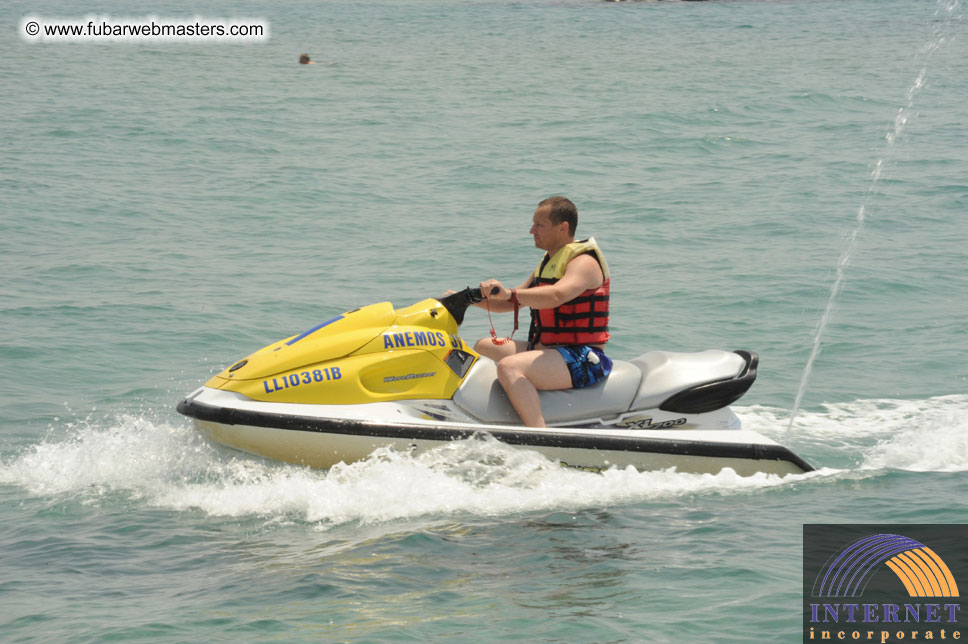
[528,237,610,348]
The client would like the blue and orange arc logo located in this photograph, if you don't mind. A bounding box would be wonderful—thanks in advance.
[814,533,960,598]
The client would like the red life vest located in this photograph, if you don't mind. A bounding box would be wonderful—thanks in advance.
[527,237,610,348]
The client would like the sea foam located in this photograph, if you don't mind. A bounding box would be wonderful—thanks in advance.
[738,394,968,472]
[3,395,963,526]
[1,412,817,525]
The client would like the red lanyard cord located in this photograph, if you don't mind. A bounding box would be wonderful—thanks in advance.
[487,289,519,345]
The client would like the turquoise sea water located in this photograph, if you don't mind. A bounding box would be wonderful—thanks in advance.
[2,0,967,641]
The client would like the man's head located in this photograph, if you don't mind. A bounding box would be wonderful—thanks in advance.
[299,53,311,64]
[538,196,577,237]
[531,196,577,253]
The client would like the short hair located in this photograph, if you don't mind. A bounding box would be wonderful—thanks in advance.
[538,196,578,237]
[299,53,311,64]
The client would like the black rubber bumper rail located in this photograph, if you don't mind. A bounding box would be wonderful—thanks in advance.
[177,397,815,473]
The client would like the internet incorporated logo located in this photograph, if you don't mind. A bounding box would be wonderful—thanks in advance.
[803,525,965,643]
[814,534,959,599]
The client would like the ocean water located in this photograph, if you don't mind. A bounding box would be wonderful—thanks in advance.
[2,0,966,642]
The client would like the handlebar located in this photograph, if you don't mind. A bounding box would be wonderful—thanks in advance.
[438,286,499,325]
[469,286,500,301]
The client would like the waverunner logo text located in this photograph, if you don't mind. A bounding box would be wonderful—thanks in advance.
[803,525,965,643]
[618,416,687,429]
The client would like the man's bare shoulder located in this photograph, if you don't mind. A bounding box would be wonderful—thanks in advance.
[562,252,604,288]
[564,252,604,275]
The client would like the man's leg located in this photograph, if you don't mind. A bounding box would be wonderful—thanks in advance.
[495,349,572,427]
[473,338,528,362]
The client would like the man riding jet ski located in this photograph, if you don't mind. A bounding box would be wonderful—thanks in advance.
[468,195,612,428]
[176,197,813,476]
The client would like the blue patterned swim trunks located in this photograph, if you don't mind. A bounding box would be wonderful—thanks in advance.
[554,345,613,389]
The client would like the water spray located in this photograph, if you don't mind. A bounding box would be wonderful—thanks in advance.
[788,0,960,431]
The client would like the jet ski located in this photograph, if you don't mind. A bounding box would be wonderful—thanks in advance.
[176,288,813,476]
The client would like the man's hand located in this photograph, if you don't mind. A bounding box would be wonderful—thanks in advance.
[480,279,511,301]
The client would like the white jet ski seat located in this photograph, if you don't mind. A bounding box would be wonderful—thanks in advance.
[453,350,752,425]
[630,350,747,410]
[453,358,642,424]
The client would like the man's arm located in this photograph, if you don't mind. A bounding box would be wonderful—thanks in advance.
[483,254,603,310]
